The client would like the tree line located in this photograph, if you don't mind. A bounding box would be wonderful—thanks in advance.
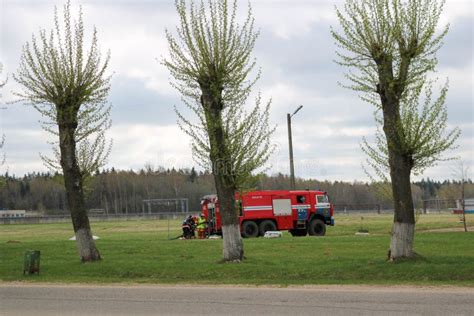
[1,168,471,215]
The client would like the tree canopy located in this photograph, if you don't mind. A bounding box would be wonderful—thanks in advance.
[13,1,112,177]
[164,0,274,190]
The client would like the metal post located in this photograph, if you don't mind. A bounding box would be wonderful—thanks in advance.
[287,113,296,190]
[287,105,302,190]
[167,215,170,240]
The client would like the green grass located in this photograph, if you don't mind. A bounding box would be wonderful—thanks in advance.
[1,214,473,286]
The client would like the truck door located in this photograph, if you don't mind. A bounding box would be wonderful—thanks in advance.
[295,193,310,220]
[205,200,222,234]
[315,193,331,223]
[207,202,217,233]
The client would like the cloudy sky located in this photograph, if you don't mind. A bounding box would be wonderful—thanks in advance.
[0,0,472,182]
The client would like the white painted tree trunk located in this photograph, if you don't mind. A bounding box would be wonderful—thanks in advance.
[389,222,415,260]
[222,224,244,262]
[75,228,101,262]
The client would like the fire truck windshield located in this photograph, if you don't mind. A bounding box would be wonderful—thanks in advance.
[317,195,329,204]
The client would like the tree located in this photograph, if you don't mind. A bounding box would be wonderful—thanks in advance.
[453,161,469,232]
[164,0,274,262]
[14,1,112,262]
[332,0,460,260]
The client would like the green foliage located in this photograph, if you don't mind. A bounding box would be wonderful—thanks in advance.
[164,0,275,190]
[361,80,460,179]
[13,0,112,177]
[332,0,460,179]
[332,0,448,100]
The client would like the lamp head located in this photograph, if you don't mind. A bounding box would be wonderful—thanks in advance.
[291,105,303,117]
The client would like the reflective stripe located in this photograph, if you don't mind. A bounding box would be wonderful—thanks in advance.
[244,204,314,211]
[292,204,311,208]
[244,206,273,211]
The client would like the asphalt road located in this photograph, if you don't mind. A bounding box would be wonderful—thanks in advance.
[1,284,473,316]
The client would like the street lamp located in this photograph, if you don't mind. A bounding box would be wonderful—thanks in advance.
[287,105,303,190]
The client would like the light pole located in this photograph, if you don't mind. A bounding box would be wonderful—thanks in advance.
[287,105,303,190]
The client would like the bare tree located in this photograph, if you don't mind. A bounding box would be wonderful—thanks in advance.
[332,0,460,260]
[14,1,112,262]
[164,0,274,262]
[453,161,469,232]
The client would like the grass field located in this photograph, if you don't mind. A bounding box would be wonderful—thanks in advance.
[1,214,473,286]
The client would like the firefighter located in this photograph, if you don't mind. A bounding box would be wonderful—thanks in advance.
[197,213,208,239]
[181,215,195,239]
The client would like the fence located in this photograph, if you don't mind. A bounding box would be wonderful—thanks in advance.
[422,199,457,213]
[333,204,391,214]
[142,198,189,214]
[0,212,190,225]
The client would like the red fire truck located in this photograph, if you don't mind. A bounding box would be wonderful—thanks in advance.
[201,190,334,237]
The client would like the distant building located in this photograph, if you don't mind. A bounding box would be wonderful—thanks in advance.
[0,210,27,218]
[457,198,474,211]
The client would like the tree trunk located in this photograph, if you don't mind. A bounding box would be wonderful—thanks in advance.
[201,86,244,262]
[382,102,415,260]
[388,153,415,259]
[216,178,244,261]
[377,56,415,261]
[461,180,468,232]
[58,118,101,262]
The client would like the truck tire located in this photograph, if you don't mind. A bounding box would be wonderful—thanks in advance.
[289,228,307,237]
[259,220,277,236]
[242,221,259,238]
[308,218,326,236]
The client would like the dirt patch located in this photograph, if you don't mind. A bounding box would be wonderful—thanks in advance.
[418,227,471,233]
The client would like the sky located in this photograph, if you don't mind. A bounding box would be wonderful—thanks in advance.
[0,0,472,182]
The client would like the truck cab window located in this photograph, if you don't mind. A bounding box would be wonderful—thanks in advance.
[316,195,329,204]
[296,195,306,204]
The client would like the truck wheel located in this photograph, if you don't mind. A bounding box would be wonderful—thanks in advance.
[289,229,307,237]
[242,221,259,238]
[259,220,277,236]
[308,219,326,236]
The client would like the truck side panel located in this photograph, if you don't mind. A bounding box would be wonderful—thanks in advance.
[242,194,273,220]
[272,196,293,230]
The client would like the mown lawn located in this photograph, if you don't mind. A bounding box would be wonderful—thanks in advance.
[0,214,473,286]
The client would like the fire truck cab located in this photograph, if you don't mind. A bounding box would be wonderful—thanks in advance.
[201,190,334,237]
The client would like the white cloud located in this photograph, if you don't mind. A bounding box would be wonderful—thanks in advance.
[107,123,194,170]
[1,127,53,176]
[1,0,472,182]
[441,0,474,25]
[253,1,341,39]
